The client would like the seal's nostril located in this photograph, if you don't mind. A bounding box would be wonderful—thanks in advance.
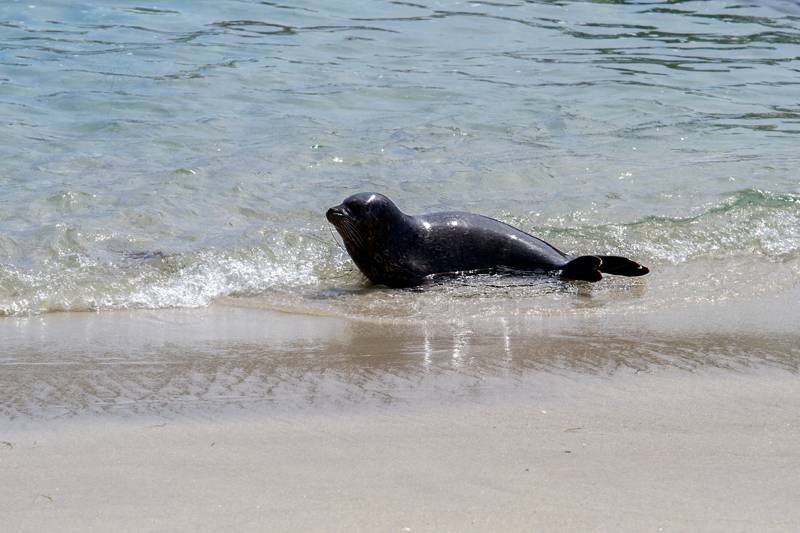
[326,206,347,222]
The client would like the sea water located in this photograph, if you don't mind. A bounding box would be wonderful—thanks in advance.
[1,0,799,320]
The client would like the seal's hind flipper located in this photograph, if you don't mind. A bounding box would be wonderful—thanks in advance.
[560,255,603,282]
[597,255,649,277]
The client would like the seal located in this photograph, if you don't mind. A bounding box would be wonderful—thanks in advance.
[326,192,649,288]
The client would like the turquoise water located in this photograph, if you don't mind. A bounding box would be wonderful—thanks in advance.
[1,0,799,317]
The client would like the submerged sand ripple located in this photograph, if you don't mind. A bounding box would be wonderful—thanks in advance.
[1,300,797,420]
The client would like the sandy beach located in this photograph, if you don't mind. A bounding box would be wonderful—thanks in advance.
[3,370,799,532]
[2,297,799,532]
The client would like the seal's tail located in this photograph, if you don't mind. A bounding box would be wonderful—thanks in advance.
[597,255,649,277]
[561,255,649,282]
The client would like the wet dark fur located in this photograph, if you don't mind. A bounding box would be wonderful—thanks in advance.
[327,192,649,288]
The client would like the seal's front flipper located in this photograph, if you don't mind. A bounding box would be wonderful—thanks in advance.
[597,255,649,277]
[560,255,603,282]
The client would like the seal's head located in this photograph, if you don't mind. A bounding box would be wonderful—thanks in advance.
[326,193,411,283]
[326,192,405,251]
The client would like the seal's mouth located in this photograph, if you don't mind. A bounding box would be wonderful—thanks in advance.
[326,204,366,251]
[326,205,349,224]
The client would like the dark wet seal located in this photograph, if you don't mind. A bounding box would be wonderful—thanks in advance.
[326,192,649,288]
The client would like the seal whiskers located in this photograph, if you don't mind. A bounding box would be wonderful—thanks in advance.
[338,220,365,252]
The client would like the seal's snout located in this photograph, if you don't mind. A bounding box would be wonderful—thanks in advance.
[326,205,347,223]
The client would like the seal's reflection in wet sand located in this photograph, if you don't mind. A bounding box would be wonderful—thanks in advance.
[1,295,797,419]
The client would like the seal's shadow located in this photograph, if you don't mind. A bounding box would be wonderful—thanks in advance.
[310,271,585,301]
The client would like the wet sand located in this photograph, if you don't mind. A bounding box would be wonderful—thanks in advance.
[1,297,799,531]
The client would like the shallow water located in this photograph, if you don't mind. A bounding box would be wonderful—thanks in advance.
[1,0,799,319]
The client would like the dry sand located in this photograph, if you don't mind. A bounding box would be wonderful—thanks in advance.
[1,299,799,532]
[3,372,799,532]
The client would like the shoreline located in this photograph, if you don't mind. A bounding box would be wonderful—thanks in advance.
[1,295,798,421]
